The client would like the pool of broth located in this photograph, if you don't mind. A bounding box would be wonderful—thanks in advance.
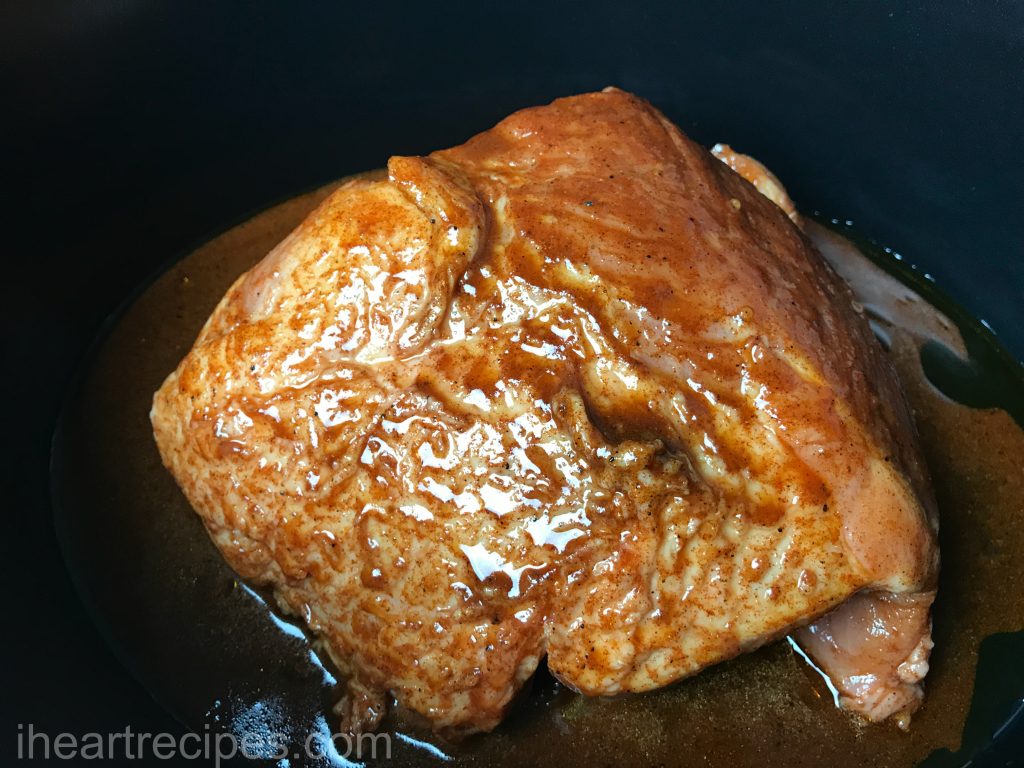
[54,176,1024,767]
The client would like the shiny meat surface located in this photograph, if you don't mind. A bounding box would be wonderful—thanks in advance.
[706,146,939,725]
[151,89,939,734]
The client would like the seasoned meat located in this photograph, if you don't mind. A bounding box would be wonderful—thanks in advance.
[151,88,938,735]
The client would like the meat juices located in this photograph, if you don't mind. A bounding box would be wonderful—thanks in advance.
[151,89,938,735]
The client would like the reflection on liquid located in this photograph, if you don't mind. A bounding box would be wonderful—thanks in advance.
[241,584,337,687]
[787,636,841,708]
[394,732,452,762]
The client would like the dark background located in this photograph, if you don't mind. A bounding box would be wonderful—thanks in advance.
[3,1,1022,766]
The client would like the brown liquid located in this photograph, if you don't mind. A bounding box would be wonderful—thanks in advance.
[57,177,1024,767]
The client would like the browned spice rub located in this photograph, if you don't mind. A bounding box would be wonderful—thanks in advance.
[152,89,938,734]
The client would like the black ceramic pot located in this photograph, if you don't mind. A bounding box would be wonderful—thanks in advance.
[6,2,1022,766]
